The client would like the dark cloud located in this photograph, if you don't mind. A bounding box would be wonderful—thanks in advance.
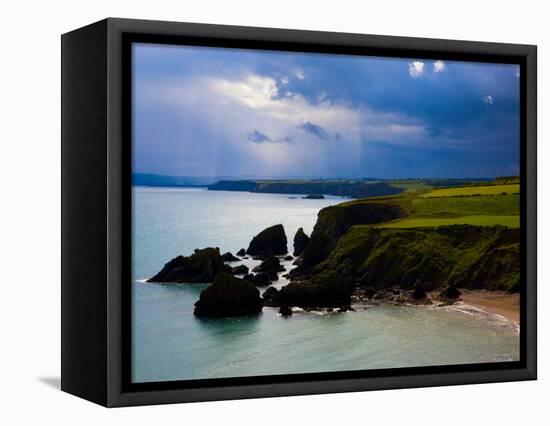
[246,129,292,144]
[297,121,329,140]
[134,44,520,178]
[246,129,273,143]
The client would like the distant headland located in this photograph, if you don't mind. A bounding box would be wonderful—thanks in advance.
[133,173,510,200]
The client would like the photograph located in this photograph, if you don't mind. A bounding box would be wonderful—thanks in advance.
[130,42,521,384]
[0,0,546,420]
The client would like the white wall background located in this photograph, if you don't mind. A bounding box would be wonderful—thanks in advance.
[0,0,546,423]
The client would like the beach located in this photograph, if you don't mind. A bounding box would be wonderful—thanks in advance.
[460,289,520,323]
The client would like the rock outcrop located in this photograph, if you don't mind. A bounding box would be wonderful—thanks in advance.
[279,306,293,316]
[237,248,246,257]
[250,272,271,286]
[253,256,285,273]
[406,286,432,305]
[293,227,310,256]
[275,270,352,308]
[147,248,224,283]
[222,252,240,262]
[194,273,262,317]
[231,264,249,275]
[246,224,288,257]
[439,285,462,301]
[261,286,280,306]
[253,256,284,281]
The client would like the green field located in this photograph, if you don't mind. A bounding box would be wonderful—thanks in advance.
[377,215,520,229]
[389,181,433,193]
[412,194,519,217]
[347,182,520,229]
[420,183,519,198]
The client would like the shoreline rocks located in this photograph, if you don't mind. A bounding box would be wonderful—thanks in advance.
[279,306,293,316]
[261,287,279,306]
[253,256,285,274]
[244,272,271,286]
[274,270,352,308]
[439,285,462,302]
[231,264,249,275]
[251,272,271,286]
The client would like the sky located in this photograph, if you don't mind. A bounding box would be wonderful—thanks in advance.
[132,43,520,179]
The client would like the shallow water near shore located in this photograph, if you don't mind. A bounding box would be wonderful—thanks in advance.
[132,187,519,383]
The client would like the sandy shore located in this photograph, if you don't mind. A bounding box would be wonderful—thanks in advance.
[457,289,519,323]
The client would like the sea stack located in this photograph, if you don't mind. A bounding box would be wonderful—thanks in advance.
[246,224,288,256]
[194,273,262,317]
[293,227,310,256]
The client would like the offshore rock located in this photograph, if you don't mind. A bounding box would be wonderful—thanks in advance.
[246,224,288,256]
[147,248,224,283]
[194,273,262,317]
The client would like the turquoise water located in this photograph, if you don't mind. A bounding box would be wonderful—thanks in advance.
[132,187,519,383]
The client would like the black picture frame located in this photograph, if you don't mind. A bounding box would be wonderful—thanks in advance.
[61,17,537,407]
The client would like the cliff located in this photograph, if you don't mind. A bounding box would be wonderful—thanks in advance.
[314,225,519,292]
[299,200,408,268]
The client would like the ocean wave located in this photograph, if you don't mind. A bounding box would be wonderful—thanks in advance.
[442,302,519,335]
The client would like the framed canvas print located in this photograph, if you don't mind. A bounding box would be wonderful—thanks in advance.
[61,18,537,407]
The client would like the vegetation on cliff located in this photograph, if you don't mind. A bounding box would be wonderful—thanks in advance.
[315,225,519,292]
[292,178,520,300]
[298,201,407,269]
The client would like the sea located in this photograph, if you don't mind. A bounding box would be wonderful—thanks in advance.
[132,187,519,383]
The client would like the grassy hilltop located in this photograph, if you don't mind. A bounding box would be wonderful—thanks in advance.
[294,178,520,293]
[339,180,520,229]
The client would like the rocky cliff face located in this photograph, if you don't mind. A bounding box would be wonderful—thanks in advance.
[299,201,407,269]
[316,225,520,292]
